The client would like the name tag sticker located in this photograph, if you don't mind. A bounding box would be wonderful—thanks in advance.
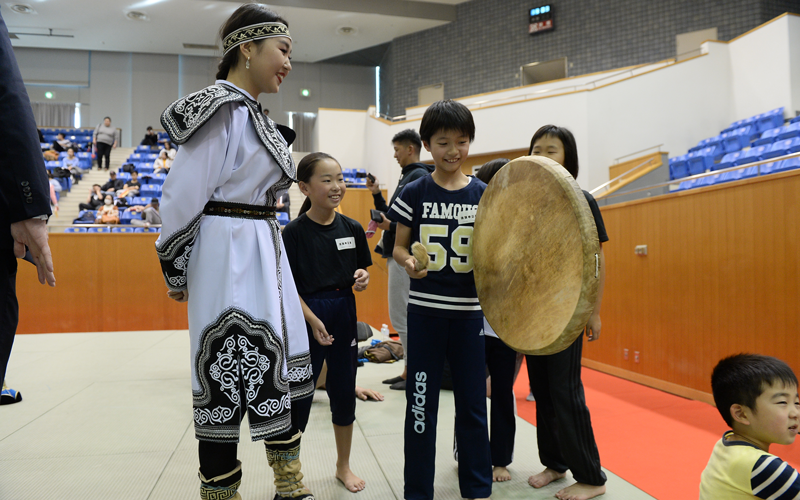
[336,237,356,250]
[458,207,477,225]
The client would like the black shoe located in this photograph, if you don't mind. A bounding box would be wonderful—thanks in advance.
[0,385,22,405]
[382,375,404,385]
[389,380,406,391]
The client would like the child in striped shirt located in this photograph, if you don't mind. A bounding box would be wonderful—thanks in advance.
[700,353,800,499]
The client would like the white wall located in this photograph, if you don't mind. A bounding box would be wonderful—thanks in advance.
[315,109,368,173]
[729,15,794,122]
[316,14,798,192]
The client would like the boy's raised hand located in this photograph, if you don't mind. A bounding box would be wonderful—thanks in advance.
[308,314,334,346]
[404,257,428,279]
[353,269,369,291]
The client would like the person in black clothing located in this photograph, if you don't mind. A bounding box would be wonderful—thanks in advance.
[100,171,124,195]
[283,152,372,492]
[365,128,433,391]
[141,126,159,147]
[525,125,607,500]
[78,184,104,211]
[0,8,56,404]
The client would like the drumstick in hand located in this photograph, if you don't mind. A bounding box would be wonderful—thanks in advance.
[411,242,429,271]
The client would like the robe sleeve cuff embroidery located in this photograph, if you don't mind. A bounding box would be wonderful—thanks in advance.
[155,211,203,291]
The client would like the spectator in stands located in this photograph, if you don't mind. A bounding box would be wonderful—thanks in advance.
[141,126,159,148]
[46,171,62,195]
[79,184,104,211]
[100,171,123,196]
[162,141,176,160]
[153,150,172,175]
[128,198,161,228]
[93,116,118,170]
[61,147,82,182]
[117,170,141,199]
[95,195,119,224]
[51,133,73,153]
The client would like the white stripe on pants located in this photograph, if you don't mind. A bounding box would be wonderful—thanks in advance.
[387,257,410,364]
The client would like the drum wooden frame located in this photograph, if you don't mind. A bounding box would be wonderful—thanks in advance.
[473,156,600,355]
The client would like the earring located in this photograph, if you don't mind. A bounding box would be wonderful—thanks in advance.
[246,57,250,70]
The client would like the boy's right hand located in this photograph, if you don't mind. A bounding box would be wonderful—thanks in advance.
[308,315,333,346]
[404,257,428,279]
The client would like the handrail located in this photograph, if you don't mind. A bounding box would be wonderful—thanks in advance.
[613,144,663,163]
[590,157,657,196]
[599,151,800,200]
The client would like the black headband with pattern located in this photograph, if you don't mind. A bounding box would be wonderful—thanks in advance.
[222,22,291,55]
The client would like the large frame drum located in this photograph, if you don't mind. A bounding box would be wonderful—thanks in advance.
[473,156,600,355]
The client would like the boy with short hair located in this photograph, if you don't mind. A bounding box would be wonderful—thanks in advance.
[388,99,492,500]
[700,353,800,499]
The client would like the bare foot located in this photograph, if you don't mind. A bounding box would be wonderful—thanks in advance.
[336,466,366,492]
[555,482,605,500]
[528,468,566,488]
[492,466,511,482]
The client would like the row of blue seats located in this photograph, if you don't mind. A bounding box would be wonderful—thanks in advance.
[135,145,174,152]
[43,134,91,143]
[674,158,800,191]
[40,128,94,136]
[128,153,160,161]
[117,172,166,185]
[670,137,800,178]
[76,209,143,224]
[66,227,161,233]
[46,159,92,170]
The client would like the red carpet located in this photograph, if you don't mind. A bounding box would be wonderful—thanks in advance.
[513,364,800,500]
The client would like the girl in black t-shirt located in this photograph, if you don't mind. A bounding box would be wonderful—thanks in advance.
[282,152,373,493]
[525,125,608,500]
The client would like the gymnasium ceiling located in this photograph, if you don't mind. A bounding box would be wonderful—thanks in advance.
[3,0,468,63]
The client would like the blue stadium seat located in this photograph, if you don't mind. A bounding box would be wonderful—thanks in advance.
[733,145,768,166]
[669,155,690,179]
[715,151,744,170]
[687,146,719,175]
[755,107,784,133]
[763,137,800,159]
[111,227,136,233]
[776,122,800,141]
[140,185,162,197]
[740,166,759,179]
[87,227,110,233]
[791,116,800,125]
[721,127,754,153]
[772,157,800,173]
[64,227,87,233]
[694,174,721,188]
[147,228,161,233]
[120,211,142,224]
[276,212,290,225]
[129,197,150,206]
[674,179,697,191]
[133,228,146,233]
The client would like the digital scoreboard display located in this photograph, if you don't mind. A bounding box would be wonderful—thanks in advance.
[529,4,553,34]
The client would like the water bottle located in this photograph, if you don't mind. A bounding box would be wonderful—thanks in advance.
[380,324,390,340]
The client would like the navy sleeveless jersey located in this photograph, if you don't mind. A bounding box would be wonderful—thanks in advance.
[387,175,487,319]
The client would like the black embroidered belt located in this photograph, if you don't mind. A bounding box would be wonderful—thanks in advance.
[203,201,276,220]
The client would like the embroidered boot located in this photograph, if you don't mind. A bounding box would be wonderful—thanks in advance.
[199,460,243,500]
[264,431,314,499]
[0,381,22,405]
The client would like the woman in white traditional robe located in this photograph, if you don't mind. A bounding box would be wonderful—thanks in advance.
[155,5,314,499]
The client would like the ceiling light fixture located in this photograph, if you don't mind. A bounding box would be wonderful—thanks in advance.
[125,11,150,22]
[9,4,37,15]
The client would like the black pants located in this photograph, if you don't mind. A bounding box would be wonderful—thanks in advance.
[526,333,607,486]
[96,142,112,169]
[0,250,19,386]
[79,202,100,211]
[485,335,518,467]
[293,289,357,432]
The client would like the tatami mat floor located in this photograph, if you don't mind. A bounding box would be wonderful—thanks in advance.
[1,330,654,500]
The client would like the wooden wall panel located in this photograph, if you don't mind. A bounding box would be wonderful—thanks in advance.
[16,189,394,336]
[16,234,188,334]
[583,170,800,402]
[338,188,393,331]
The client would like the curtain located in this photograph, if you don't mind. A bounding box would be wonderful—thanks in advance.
[291,112,316,153]
[31,102,75,128]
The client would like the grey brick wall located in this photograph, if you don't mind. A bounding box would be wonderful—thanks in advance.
[379,0,800,117]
